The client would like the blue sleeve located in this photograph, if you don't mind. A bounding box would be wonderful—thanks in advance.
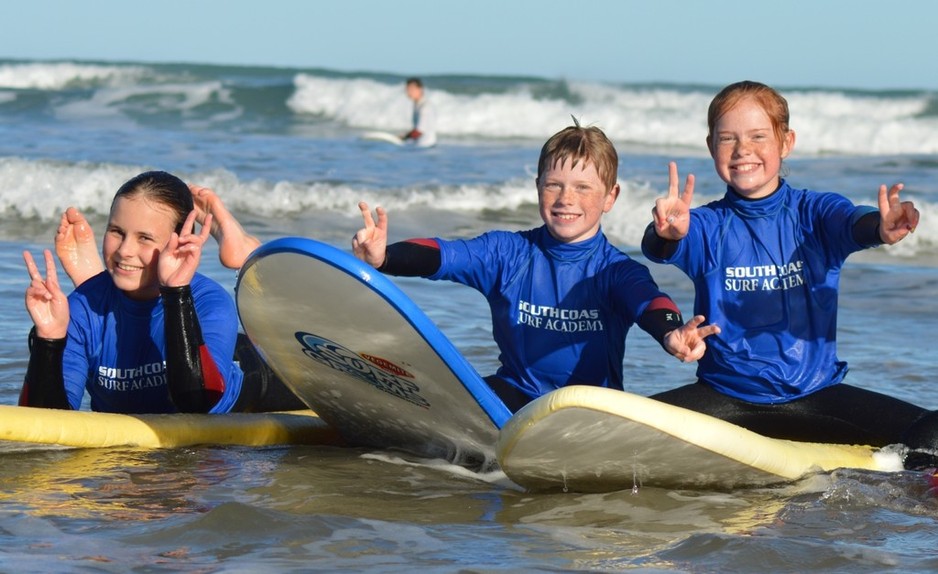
[62,294,95,410]
[643,208,715,279]
[608,258,674,325]
[812,192,870,263]
[430,231,510,295]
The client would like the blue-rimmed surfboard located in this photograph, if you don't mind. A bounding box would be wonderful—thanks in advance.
[236,237,511,466]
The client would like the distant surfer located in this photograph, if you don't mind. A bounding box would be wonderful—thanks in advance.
[401,77,437,147]
[642,81,938,463]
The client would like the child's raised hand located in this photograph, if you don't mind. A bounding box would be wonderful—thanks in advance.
[878,183,920,245]
[352,201,389,268]
[24,249,70,339]
[652,162,694,240]
[663,315,720,363]
[158,211,212,288]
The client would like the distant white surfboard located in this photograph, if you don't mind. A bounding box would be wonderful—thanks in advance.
[360,131,405,146]
[496,386,903,491]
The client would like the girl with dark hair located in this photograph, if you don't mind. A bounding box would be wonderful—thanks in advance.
[20,171,247,413]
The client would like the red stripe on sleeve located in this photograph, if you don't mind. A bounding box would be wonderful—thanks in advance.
[405,238,440,250]
[645,296,680,314]
[199,345,226,408]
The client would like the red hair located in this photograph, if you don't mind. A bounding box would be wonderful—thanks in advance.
[707,81,790,152]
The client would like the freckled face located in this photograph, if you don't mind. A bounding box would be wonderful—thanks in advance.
[102,195,177,300]
[537,159,619,243]
[709,97,795,199]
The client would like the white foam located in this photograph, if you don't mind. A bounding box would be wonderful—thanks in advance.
[359,452,517,488]
[0,61,147,90]
[0,157,143,220]
[287,75,938,155]
[2,157,935,259]
[53,80,237,122]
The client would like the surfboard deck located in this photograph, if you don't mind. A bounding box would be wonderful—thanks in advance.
[0,405,338,449]
[496,386,904,492]
[236,237,511,466]
[360,131,405,146]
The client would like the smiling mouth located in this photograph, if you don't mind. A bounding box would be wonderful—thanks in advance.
[553,213,580,220]
[731,163,760,173]
[115,263,142,272]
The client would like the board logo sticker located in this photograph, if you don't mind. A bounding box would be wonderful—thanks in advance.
[359,353,414,378]
[294,332,430,409]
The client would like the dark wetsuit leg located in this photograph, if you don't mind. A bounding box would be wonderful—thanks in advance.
[233,333,307,412]
[651,382,927,447]
[902,410,938,450]
[484,375,533,413]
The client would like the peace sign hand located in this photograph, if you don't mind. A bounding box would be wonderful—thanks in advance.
[652,162,694,240]
[24,249,70,339]
[352,201,389,268]
[877,183,919,245]
[159,210,212,288]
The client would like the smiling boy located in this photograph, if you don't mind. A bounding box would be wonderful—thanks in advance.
[353,122,718,411]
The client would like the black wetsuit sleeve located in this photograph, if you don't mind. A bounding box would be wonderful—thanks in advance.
[852,211,883,248]
[637,297,685,349]
[641,223,680,259]
[19,328,71,409]
[378,239,441,277]
[161,285,224,413]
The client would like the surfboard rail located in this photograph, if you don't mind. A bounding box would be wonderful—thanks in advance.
[360,131,405,146]
[237,237,511,465]
[496,386,904,491]
[0,404,338,449]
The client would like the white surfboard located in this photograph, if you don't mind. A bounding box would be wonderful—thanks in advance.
[0,405,336,449]
[360,130,405,146]
[236,237,512,466]
[496,386,904,491]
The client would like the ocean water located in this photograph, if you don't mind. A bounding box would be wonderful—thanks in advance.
[1,59,938,572]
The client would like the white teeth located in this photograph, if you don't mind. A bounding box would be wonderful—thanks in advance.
[734,164,758,173]
[117,263,140,271]
[555,214,578,220]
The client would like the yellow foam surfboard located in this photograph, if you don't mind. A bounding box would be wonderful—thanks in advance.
[0,404,340,449]
[496,386,904,491]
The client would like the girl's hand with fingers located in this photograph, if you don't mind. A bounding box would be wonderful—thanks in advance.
[159,211,213,288]
[24,249,69,339]
[653,162,694,240]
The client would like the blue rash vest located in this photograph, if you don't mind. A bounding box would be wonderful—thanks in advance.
[643,180,875,403]
[61,272,243,413]
[430,226,673,399]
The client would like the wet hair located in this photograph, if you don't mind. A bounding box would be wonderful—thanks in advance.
[707,80,790,151]
[537,118,618,191]
[405,77,423,88]
[113,171,193,233]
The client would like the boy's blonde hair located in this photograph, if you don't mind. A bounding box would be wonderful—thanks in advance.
[707,81,790,151]
[537,121,618,191]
